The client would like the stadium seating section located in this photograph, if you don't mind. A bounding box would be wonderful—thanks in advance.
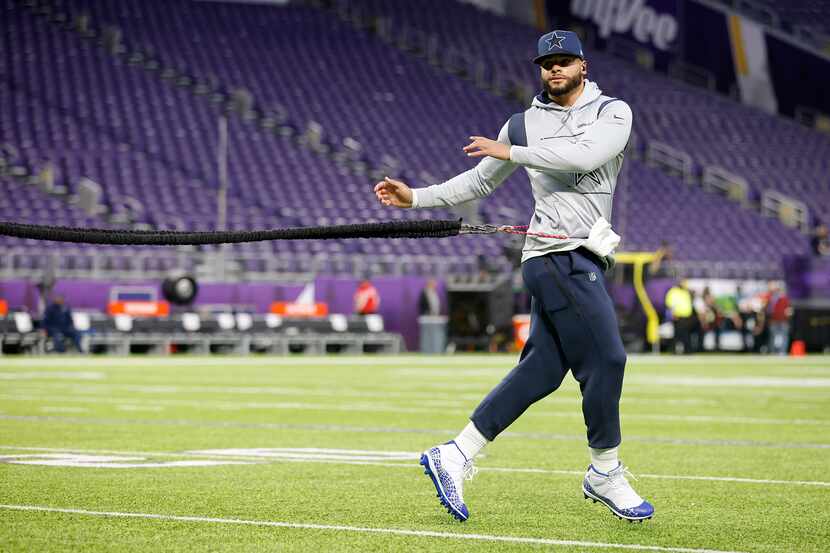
[732,0,830,42]
[1,0,824,282]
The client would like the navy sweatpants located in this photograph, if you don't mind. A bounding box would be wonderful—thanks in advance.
[471,249,626,449]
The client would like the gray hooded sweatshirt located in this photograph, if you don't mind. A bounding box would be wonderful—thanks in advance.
[411,80,632,263]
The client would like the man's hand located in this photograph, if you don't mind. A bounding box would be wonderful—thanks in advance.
[463,136,511,160]
[374,176,413,208]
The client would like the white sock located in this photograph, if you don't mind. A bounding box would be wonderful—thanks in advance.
[589,446,619,473]
[453,421,488,460]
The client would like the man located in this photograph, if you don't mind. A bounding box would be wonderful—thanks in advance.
[665,280,694,354]
[353,280,380,315]
[418,279,441,316]
[418,279,446,354]
[701,287,723,351]
[810,223,830,257]
[649,240,674,277]
[765,281,791,355]
[42,295,84,353]
[374,30,653,523]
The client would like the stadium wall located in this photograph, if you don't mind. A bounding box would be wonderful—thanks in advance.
[0,276,447,350]
[546,0,830,117]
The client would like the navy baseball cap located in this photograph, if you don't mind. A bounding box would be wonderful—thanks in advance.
[533,30,584,64]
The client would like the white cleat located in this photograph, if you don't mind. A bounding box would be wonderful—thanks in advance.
[582,462,654,522]
[419,440,477,521]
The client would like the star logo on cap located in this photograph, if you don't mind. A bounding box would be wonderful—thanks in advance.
[546,31,566,51]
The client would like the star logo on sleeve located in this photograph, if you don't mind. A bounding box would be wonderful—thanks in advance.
[546,31,566,51]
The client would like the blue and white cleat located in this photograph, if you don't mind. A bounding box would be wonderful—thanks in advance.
[583,463,654,522]
[419,441,477,522]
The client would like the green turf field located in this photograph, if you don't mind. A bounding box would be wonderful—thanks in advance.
[1,354,829,552]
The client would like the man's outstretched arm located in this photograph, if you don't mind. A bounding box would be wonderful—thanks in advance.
[374,122,518,209]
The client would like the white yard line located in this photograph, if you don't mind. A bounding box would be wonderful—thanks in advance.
[3,414,829,450]
[39,406,90,414]
[0,371,105,380]
[9,380,826,403]
[4,360,830,389]
[481,467,830,487]
[0,356,512,368]
[628,376,830,388]
[2,393,828,426]
[0,504,747,553]
[393,369,830,388]
[115,405,165,413]
[0,393,446,415]
[2,446,829,487]
[0,452,250,468]
[0,354,825,372]
[0,382,728,407]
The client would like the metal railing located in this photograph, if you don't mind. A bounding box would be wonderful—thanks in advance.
[761,190,810,233]
[702,166,751,207]
[0,246,488,282]
[662,259,784,279]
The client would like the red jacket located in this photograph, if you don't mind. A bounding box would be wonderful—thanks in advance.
[354,282,380,315]
[769,294,790,322]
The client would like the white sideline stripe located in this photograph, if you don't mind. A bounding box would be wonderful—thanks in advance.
[4,382,726,407]
[115,405,165,412]
[0,453,250,468]
[482,467,830,488]
[6,461,245,468]
[40,406,89,413]
[0,394,442,416]
[393,369,830,387]
[0,353,823,367]
[3,393,829,426]
[2,446,829,488]
[12,380,828,403]
[190,448,416,462]
[631,376,830,389]
[0,504,747,553]
[5,414,830,450]
[5,382,499,405]
[0,357,515,368]
[0,371,105,380]
[6,365,830,388]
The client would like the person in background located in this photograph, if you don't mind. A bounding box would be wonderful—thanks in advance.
[418,279,447,354]
[476,254,494,282]
[811,223,830,257]
[354,280,380,315]
[42,295,84,353]
[701,287,723,351]
[718,288,744,348]
[752,298,768,353]
[691,289,707,352]
[734,285,753,352]
[649,240,674,278]
[419,278,441,316]
[665,280,694,354]
[766,282,792,355]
